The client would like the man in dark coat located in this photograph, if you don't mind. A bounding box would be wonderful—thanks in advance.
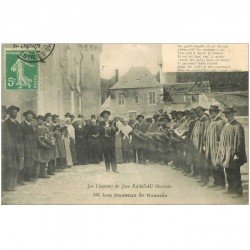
[20,110,37,182]
[132,114,149,164]
[99,110,118,172]
[204,105,226,187]
[2,105,24,190]
[216,107,247,196]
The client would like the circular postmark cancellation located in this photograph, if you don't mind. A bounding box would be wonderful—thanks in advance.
[13,43,55,63]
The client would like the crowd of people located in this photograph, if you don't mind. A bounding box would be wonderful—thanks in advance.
[1,104,247,197]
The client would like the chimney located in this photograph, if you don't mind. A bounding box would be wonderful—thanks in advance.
[115,69,119,83]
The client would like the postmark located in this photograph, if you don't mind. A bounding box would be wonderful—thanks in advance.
[13,43,55,63]
[4,49,39,90]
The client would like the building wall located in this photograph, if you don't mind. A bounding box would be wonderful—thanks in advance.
[78,44,102,116]
[109,87,163,119]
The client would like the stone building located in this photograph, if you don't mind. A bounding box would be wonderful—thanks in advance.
[105,67,163,119]
[161,72,248,116]
[2,44,102,120]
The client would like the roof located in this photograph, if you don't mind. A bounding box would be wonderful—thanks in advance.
[163,81,210,95]
[171,71,248,93]
[110,67,160,90]
[101,96,111,109]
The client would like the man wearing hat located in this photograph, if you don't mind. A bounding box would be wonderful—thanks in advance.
[188,106,210,181]
[65,112,71,118]
[216,107,247,196]
[145,114,160,163]
[169,110,179,130]
[52,114,60,127]
[2,105,24,190]
[132,114,149,164]
[19,110,37,182]
[204,105,226,187]
[99,110,118,172]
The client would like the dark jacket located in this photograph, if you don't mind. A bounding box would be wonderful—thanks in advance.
[2,118,24,170]
[20,120,37,169]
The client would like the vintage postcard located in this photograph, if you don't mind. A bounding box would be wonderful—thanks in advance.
[1,43,248,205]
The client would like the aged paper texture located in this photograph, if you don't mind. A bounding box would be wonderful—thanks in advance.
[1,43,248,204]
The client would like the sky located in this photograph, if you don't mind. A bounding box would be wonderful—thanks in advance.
[100,44,162,79]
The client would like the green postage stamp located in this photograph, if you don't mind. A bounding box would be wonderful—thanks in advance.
[4,49,39,90]
[3,44,54,90]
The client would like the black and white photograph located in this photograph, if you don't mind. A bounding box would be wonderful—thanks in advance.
[1,43,248,205]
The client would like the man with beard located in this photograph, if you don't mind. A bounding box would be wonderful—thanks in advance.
[204,105,226,187]
[2,105,24,190]
[216,107,247,197]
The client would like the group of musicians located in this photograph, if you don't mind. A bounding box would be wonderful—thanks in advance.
[1,104,247,197]
[132,105,247,197]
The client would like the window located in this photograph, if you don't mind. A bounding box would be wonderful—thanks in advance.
[192,94,198,101]
[149,92,156,104]
[135,95,139,104]
[118,93,125,105]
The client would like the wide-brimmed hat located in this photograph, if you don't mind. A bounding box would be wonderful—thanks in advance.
[136,114,144,119]
[44,112,52,119]
[52,114,59,119]
[169,110,177,114]
[64,112,71,117]
[6,105,20,114]
[36,115,44,120]
[222,107,237,113]
[23,110,36,118]
[100,110,111,117]
[208,105,220,112]
[196,106,207,112]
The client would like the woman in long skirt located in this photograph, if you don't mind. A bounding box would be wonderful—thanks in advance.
[65,118,78,165]
[121,120,133,163]
[61,127,73,167]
